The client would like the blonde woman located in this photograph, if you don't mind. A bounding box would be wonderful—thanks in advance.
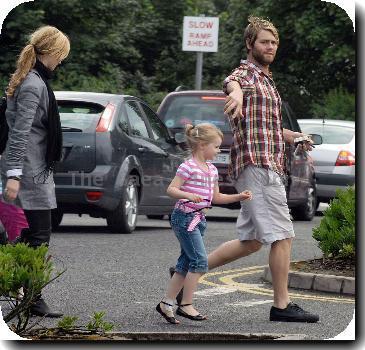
[156,123,252,324]
[1,26,70,317]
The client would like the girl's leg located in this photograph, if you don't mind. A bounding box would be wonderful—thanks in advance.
[165,271,185,300]
[180,271,205,316]
[158,249,189,323]
[178,222,208,317]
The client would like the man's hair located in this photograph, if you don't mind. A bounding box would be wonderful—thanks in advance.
[243,16,279,53]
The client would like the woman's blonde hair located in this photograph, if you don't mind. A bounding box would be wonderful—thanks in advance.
[185,123,223,152]
[6,25,70,96]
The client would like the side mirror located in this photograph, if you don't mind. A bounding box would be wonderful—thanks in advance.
[174,132,186,144]
[309,134,323,145]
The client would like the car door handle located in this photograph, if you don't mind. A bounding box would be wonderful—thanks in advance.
[138,147,146,153]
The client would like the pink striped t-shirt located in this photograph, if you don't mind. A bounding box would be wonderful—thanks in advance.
[175,158,219,210]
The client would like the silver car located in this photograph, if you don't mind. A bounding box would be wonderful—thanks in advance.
[297,119,355,206]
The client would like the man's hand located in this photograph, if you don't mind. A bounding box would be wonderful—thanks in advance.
[224,82,243,119]
[283,130,313,151]
[4,179,20,202]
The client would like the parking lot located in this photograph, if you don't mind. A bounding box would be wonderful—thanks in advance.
[4,205,352,341]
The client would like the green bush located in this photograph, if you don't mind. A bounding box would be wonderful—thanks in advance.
[0,243,64,333]
[310,86,355,121]
[312,186,355,259]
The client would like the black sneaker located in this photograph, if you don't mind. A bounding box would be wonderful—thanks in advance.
[270,302,319,323]
[169,267,183,306]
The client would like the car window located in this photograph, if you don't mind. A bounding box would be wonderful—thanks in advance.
[124,101,149,138]
[159,95,231,132]
[140,103,170,141]
[58,102,104,131]
[117,107,129,134]
[298,123,354,144]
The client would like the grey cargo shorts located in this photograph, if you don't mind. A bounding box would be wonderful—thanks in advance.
[235,165,295,245]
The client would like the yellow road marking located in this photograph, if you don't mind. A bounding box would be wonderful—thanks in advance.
[199,266,355,304]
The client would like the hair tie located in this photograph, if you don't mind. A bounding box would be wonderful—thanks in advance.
[32,44,39,54]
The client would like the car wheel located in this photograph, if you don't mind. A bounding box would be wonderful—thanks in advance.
[315,199,320,211]
[107,175,139,233]
[146,215,165,220]
[51,209,63,231]
[291,184,317,221]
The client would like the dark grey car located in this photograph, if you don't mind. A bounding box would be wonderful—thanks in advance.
[53,91,184,233]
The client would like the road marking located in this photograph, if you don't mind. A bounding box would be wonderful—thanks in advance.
[226,299,273,307]
[199,266,355,304]
[195,286,238,297]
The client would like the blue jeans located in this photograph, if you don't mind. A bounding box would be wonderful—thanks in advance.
[170,208,208,276]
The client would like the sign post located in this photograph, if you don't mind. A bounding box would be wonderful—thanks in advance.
[182,16,219,90]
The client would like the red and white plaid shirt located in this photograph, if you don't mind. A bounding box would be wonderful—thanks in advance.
[223,59,285,179]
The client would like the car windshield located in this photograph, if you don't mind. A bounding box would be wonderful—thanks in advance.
[299,123,354,144]
[58,102,104,131]
[160,95,231,132]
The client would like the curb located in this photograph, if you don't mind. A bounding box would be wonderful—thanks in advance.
[25,331,308,341]
[262,265,355,295]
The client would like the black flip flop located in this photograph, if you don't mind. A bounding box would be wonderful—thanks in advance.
[176,304,207,321]
[156,301,180,324]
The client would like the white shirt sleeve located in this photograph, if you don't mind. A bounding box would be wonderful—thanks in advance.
[6,168,23,177]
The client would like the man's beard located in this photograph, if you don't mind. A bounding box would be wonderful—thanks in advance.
[252,48,275,66]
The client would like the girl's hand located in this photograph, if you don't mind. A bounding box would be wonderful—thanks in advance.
[186,194,204,203]
[4,179,20,202]
[240,190,252,201]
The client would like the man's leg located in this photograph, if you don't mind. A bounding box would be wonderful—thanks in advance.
[269,238,292,309]
[208,239,262,270]
[269,237,319,322]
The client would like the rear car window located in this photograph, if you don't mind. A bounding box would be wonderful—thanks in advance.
[159,95,231,132]
[58,102,104,131]
[299,123,354,144]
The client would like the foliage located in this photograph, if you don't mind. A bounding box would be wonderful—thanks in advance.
[0,0,355,115]
[312,186,355,259]
[26,311,116,338]
[0,243,65,334]
[86,311,114,333]
[57,316,79,331]
[310,86,355,121]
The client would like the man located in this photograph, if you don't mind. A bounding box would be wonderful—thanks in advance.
[208,16,319,322]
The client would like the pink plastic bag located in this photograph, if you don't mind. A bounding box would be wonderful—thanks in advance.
[0,198,28,241]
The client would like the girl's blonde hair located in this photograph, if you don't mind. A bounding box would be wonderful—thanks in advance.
[185,123,223,152]
[6,25,70,96]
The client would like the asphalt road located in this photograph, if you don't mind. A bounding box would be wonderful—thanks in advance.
[3,205,355,341]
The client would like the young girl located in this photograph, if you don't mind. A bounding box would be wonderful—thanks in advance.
[156,123,252,324]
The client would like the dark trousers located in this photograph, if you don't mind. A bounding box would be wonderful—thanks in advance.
[21,210,52,247]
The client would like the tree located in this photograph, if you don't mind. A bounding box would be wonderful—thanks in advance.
[0,0,355,114]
